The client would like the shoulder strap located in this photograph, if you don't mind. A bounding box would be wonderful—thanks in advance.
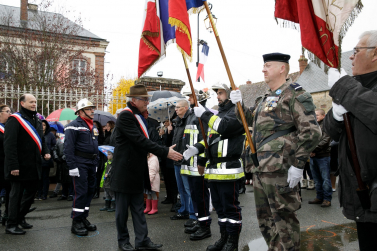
[253,96,266,150]
[10,113,42,153]
[257,127,296,150]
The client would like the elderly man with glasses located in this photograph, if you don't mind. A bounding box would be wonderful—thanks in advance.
[110,85,182,251]
[324,30,377,251]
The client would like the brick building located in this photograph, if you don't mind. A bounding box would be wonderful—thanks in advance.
[0,0,109,90]
[135,76,185,93]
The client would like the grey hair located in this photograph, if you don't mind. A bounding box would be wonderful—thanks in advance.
[177,99,189,107]
[359,30,377,52]
[126,97,133,102]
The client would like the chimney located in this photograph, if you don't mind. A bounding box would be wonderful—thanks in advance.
[28,3,38,11]
[246,80,252,85]
[20,0,28,27]
[298,55,308,75]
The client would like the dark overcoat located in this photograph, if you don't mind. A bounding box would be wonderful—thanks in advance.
[110,102,169,194]
[4,108,49,181]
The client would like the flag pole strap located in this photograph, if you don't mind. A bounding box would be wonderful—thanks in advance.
[203,1,256,154]
[182,53,210,150]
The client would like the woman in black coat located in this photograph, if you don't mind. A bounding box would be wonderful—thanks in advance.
[0,104,12,225]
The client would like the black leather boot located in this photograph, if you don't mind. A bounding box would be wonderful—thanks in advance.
[107,200,116,212]
[238,177,246,194]
[206,230,228,251]
[190,226,211,241]
[184,221,200,234]
[2,213,8,226]
[6,224,26,235]
[19,218,33,229]
[82,218,97,231]
[222,234,239,251]
[71,220,88,236]
[100,200,111,211]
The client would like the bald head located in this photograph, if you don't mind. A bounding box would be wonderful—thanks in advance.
[20,94,37,111]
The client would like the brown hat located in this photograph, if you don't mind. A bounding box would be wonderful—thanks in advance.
[126,84,152,97]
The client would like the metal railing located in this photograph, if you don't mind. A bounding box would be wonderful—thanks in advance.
[0,84,125,117]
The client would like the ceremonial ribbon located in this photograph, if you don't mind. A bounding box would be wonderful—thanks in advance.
[10,113,42,153]
[123,107,149,139]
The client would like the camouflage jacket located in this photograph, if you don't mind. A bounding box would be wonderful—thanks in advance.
[238,79,321,173]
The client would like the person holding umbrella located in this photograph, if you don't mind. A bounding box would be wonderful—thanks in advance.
[64,98,99,236]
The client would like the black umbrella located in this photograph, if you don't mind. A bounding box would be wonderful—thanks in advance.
[148,91,183,102]
[94,110,116,126]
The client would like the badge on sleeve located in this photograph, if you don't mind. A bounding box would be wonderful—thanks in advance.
[93,128,99,136]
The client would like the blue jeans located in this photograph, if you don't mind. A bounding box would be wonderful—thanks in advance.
[174,165,196,219]
[310,156,332,201]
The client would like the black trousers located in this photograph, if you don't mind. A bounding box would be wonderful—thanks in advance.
[115,192,151,248]
[0,178,11,215]
[209,181,242,235]
[163,166,178,203]
[356,221,377,251]
[187,175,211,226]
[8,180,38,226]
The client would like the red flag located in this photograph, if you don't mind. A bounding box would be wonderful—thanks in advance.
[138,0,162,78]
[168,0,192,60]
[275,0,363,68]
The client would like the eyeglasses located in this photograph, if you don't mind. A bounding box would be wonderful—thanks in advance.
[134,97,151,102]
[353,47,376,56]
[0,110,12,114]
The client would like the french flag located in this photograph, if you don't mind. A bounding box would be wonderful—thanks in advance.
[196,43,209,82]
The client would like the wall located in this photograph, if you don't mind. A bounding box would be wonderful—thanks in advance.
[311,91,332,113]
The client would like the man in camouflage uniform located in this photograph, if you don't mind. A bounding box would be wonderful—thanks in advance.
[230,53,321,251]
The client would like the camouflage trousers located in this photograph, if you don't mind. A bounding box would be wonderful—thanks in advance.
[253,172,301,251]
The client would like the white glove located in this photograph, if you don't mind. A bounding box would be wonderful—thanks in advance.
[328,68,347,88]
[194,104,206,118]
[287,166,303,188]
[183,144,199,160]
[230,90,242,104]
[332,102,348,121]
[69,168,80,177]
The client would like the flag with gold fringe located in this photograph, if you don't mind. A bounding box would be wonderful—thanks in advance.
[275,0,363,69]
[168,0,206,60]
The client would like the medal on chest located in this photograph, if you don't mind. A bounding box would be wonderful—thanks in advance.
[264,96,279,111]
[93,128,99,136]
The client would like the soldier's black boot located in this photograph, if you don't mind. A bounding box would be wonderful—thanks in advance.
[206,230,228,251]
[107,200,116,212]
[71,220,88,236]
[82,218,97,231]
[100,200,111,211]
[190,225,211,241]
[185,221,200,234]
[221,234,239,251]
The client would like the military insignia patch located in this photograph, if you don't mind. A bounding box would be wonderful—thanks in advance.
[290,83,302,91]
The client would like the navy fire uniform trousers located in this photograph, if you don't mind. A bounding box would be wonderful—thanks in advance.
[71,163,96,221]
[188,176,212,227]
[209,181,242,234]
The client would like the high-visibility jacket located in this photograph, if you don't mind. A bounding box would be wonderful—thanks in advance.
[195,101,245,181]
[180,109,207,176]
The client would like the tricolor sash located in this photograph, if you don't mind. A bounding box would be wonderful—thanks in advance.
[10,113,42,153]
[123,107,149,139]
[0,123,4,134]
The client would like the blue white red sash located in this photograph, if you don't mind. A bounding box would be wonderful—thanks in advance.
[123,107,149,139]
[10,113,42,153]
[0,123,4,134]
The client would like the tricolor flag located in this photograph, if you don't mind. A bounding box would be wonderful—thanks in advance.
[196,43,209,82]
[275,0,363,68]
[168,0,206,60]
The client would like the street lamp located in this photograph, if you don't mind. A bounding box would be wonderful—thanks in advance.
[197,3,216,82]
[157,71,163,77]
[203,4,217,33]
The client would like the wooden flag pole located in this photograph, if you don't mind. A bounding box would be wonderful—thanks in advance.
[181,53,210,150]
[203,1,256,155]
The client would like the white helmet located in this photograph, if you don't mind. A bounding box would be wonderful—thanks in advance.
[182,86,196,97]
[75,98,95,115]
[211,83,231,99]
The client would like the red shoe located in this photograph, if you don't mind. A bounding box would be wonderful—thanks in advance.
[148,200,158,215]
[144,199,152,214]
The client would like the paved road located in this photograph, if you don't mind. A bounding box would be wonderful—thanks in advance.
[0,186,359,251]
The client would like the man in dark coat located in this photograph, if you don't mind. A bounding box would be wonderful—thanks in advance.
[324,30,377,251]
[110,85,182,251]
[4,94,50,235]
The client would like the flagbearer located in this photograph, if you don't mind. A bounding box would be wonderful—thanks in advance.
[184,84,246,251]
[4,94,51,235]
[230,53,321,250]
[64,98,99,236]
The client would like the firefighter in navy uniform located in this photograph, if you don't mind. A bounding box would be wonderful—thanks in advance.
[64,98,99,236]
[183,84,246,251]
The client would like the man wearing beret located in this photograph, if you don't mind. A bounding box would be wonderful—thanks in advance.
[324,30,377,251]
[230,53,321,250]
